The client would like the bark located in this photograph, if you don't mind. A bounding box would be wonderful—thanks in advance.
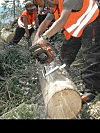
[1,28,14,42]
[37,59,82,119]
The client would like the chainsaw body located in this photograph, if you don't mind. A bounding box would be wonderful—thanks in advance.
[29,44,55,64]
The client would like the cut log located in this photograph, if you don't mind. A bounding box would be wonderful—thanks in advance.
[1,28,14,42]
[37,60,82,119]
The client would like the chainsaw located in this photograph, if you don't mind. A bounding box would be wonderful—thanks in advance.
[29,44,55,64]
[29,44,66,77]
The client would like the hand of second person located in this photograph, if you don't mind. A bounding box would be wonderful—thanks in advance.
[33,37,48,48]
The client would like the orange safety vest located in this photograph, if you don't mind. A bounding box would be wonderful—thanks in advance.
[18,10,36,29]
[52,0,99,40]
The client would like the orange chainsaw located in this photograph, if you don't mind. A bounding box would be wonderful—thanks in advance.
[29,44,55,64]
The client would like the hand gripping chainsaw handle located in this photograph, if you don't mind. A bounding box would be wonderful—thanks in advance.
[29,44,55,64]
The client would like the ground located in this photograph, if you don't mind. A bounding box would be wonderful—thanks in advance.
[0,31,100,119]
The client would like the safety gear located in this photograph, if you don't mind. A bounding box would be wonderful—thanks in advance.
[29,43,55,64]
[25,1,36,10]
[18,10,36,29]
[52,0,99,40]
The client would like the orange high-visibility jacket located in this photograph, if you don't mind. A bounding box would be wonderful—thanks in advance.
[52,0,99,40]
[18,10,36,29]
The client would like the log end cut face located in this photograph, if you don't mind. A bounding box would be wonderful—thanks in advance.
[1,29,14,42]
[47,89,82,119]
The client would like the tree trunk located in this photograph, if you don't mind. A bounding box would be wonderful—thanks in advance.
[1,28,14,42]
[37,60,82,119]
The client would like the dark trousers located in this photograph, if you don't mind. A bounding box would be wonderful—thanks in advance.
[81,15,100,93]
[10,26,34,44]
[60,15,100,93]
[60,37,82,69]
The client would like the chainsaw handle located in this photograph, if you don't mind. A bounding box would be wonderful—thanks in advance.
[29,44,41,52]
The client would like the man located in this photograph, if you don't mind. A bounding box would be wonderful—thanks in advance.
[32,0,100,102]
[9,1,39,46]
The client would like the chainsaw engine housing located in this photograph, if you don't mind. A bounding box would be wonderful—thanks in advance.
[29,44,51,64]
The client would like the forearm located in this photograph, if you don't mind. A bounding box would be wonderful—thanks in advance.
[22,16,29,36]
[35,20,39,28]
[43,18,65,38]
[43,9,71,39]
[35,14,39,28]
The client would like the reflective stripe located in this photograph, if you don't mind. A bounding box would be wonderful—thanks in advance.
[72,3,98,36]
[18,18,35,29]
[53,0,99,39]
[32,21,35,25]
[67,0,93,33]
[28,25,32,29]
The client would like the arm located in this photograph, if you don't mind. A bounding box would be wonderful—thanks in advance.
[33,13,54,43]
[44,9,71,38]
[43,0,73,38]
[33,0,76,47]
[22,16,29,36]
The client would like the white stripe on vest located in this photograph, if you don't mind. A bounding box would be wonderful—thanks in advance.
[18,18,35,29]
[66,0,98,37]
[67,0,93,33]
[72,3,98,37]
